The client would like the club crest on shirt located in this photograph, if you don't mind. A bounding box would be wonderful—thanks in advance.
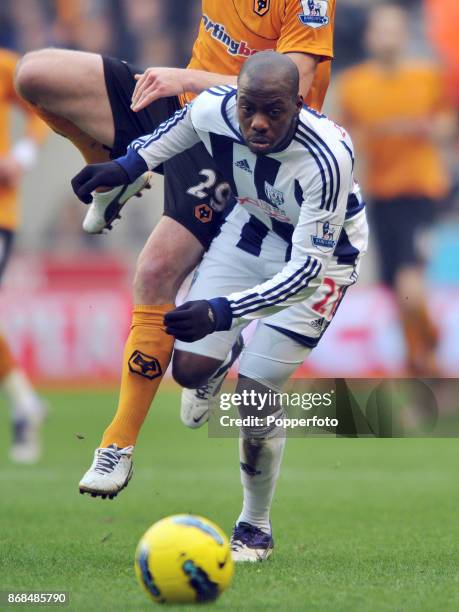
[254,0,270,16]
[298,0,330,28]
[264,181,284,207]
[311,221,339,252]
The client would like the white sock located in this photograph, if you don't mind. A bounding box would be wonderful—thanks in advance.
[237,435,286,534]
[1,369,42,419]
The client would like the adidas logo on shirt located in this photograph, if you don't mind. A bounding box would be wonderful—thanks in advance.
[235,159,252,173]
[309,317,325,332]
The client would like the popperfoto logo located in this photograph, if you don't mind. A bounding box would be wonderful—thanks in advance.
[217,389,337,432]
[202,15,273,57]
[209,379,449,439]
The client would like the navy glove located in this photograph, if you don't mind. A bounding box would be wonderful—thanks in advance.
[71,161,130,204]
[164,298,233,342]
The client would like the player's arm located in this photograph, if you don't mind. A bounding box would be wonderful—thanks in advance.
[165,144,354,342]
[131,67,237,112]
[285,53,319,101]
[72,103,202,203]
[277,0,335,107]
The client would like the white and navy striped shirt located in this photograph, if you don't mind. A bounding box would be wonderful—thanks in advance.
[120,86,365,326]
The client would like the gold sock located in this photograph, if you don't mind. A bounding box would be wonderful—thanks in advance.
[32,105,110,164]
[100,304,175,448]
[0,334,16,381]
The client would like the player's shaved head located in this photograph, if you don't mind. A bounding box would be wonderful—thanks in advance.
[236,52,302,155]
[238,51,300,100]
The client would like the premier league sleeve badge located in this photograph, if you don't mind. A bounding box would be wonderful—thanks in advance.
[311,221,339,252]
[298,0,330,28]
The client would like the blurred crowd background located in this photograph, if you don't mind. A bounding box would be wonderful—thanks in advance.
[0,0,437,71]
[0,0,201,72]
[1,0,459,381]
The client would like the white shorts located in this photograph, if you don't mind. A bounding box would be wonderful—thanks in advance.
[175,206,368,363]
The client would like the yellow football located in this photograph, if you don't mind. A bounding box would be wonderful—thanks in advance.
[135,514,234,604]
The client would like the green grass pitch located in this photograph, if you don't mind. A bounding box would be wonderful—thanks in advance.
[1,388,459,611]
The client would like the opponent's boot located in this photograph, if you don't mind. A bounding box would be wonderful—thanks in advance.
[82,171,152,234]
[79,444,133,499]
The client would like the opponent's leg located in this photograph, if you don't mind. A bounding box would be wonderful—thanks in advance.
[102,217,204,446]
[15,49,114,161]
[79,218,204,497]
[16,51,159,234]
[80,163,233,497]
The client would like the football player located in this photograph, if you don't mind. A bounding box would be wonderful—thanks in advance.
[72,51,368,560]
[337,3,456,376]
[15,0,335,493]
